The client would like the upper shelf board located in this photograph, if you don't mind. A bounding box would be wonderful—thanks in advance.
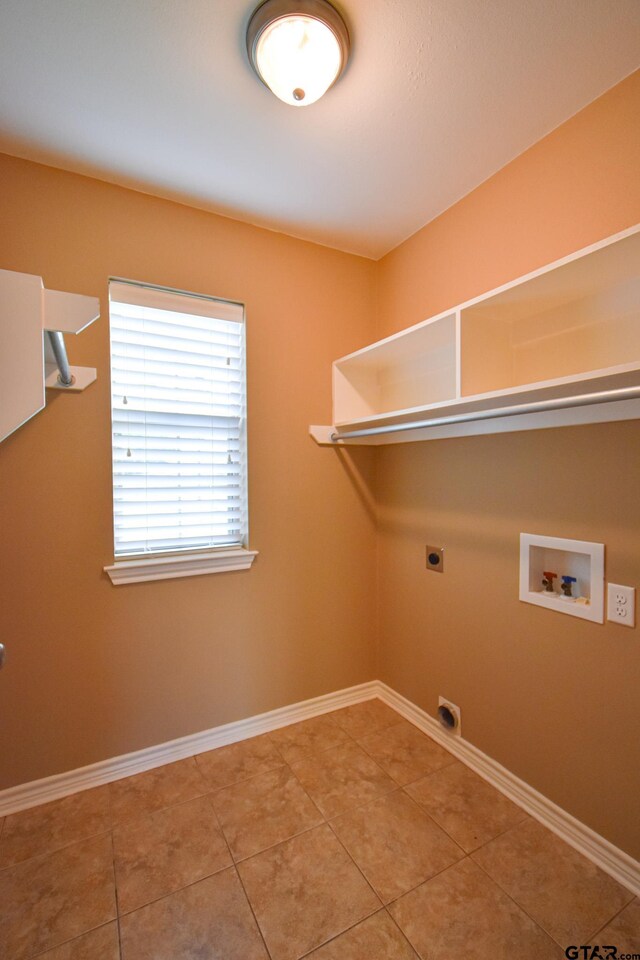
[43,287,100,334]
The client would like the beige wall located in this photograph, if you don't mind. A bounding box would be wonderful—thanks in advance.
[1,71,639,860]
[0,154,378,788]
[375,71,640,858]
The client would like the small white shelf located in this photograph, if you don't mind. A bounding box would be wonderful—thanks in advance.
[311,225,640,446]
[0,269,99,443]
[461,230,640,397]
[334,313,458,421]
[519,533,604,623]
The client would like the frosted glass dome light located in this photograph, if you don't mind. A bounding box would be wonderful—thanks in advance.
[247,0,350,107]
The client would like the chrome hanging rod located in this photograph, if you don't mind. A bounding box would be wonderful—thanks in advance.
[46,330,75,387]
[330,385,640,442]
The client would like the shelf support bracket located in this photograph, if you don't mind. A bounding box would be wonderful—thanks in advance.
[0,268,100,442]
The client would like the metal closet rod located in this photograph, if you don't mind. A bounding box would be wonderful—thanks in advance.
[330,385,640,442]
[46,331,74,387]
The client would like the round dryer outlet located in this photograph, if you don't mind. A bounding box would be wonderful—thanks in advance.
[437,697,461,737]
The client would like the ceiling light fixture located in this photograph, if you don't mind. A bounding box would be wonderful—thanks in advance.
[246,0,350,107]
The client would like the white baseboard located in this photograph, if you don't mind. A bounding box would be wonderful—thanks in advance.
[0,680,379,818]
[375,681,640,898]
[1,678,637,898]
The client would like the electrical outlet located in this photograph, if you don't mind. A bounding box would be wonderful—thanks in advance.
[426,545,444,572]
[607,583,635,627]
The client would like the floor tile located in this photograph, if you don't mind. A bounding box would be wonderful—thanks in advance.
[291,741,396,819]
[269,714,351,764]
[389,857,562,960]
[329,700,403,740]
[331,790,463,904]
[196,735,285,791]
[113,795,232,914]
[35,921,120,959]
[360,720,456,786]
[472,819,634,945]
[306,910,419,959]
[238,823,380,960]
[211,765,322,860]
[595,898,640,951]
[0,786,111,868]
[120,867,268,960]
[109,759,208,824]
[406,761,528,851]
[0,834,117,960]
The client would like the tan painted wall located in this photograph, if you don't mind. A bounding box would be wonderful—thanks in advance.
[0,154,378,788]
[375,71,640,858]
[1,71,639,859]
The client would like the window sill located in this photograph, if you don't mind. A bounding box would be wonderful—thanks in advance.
[104,547,258,585]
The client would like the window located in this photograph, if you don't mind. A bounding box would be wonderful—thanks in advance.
[105,280,255,583]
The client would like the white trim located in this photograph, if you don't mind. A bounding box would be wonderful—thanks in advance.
[0,678,637,897]
[104,547,259,585]
[0,681,379,816]
[109,279,243,324]
[375,682,640,897]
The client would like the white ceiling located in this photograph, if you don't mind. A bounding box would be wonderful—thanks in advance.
[0,0,638,259]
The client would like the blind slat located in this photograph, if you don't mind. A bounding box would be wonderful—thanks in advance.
[110,283,247,558]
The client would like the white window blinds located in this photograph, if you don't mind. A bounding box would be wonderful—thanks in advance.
[109,280,247,558]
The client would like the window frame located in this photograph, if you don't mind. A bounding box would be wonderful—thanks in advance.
[104,278,257,585]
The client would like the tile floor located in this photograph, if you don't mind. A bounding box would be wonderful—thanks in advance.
[0,699,637,960]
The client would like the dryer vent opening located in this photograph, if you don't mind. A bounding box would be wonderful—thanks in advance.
[437,697,461,736]
[438,704,457,729]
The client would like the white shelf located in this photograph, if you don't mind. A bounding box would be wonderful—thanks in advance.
[0,269,99,443]
[461,230,640,397]
[311,225,640,445]
[333,312,457,421]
